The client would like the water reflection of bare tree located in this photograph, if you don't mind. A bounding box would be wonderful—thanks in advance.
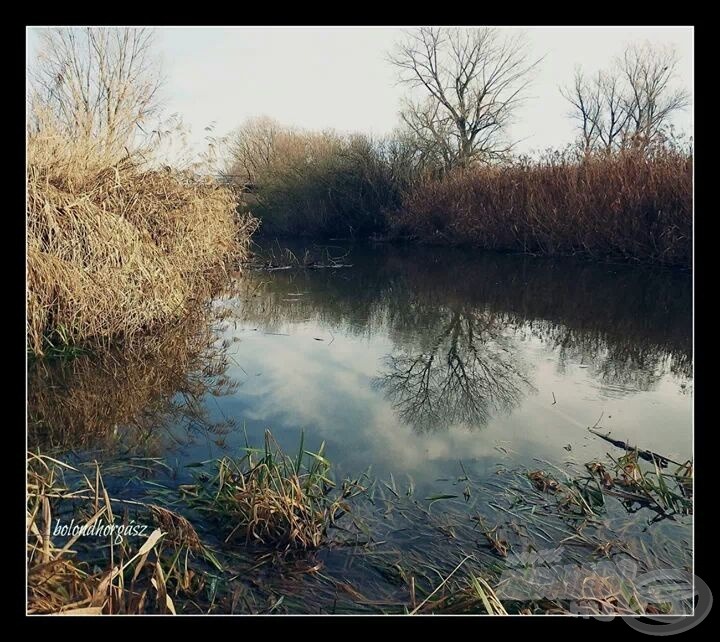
[374,308,534,432]
[238,244,691,397]
[27,308,240,457]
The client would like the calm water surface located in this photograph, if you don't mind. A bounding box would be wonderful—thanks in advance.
[203,243,691,492]
[28,242,693,610]
[30,243,692,493]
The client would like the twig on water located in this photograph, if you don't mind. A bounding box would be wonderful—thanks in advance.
[587,428,681,468]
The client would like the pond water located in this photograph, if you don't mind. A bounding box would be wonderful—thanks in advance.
[186,243,691,490]
[28,242,693,612]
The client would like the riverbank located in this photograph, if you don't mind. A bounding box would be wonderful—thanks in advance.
[393,149,692,268]
[26,121,257,358]
[25,25,694,619]
[232,132,691,268]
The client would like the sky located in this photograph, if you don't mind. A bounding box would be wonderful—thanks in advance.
[27,26,693,161]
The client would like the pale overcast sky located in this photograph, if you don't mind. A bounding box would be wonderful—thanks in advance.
[27,26,693,159]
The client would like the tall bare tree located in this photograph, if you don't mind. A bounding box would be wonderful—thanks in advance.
[29,27,163,155]
[388,27,541,169]
[562,42,689,154]
[621,43,690,147]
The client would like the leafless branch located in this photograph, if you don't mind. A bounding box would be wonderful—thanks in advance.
[29,27,164,157]
[388,28,541,169]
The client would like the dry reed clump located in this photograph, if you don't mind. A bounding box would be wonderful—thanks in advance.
[27,123,258,356]
[392,149,692,267]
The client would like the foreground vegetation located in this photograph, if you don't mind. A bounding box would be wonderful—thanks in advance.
[26,27,258,357]
[182,430,366,549]
[27,429,693,615]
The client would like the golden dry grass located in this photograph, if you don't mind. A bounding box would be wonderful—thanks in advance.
[184,430,365,550]
[27,115,258,356]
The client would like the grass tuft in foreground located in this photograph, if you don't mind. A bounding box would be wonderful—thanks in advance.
[27,452,216,614]
[182,430,366,550]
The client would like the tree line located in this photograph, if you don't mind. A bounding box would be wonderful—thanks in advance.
[26,27,692,264]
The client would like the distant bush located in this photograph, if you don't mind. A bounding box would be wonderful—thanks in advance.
[227,119,691,266]
[226,120,438,238]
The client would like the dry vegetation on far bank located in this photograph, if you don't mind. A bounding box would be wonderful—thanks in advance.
[394,148,692,267]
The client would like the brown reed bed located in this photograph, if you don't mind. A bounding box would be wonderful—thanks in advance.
[27,116,258,357]
[392,148,692,267]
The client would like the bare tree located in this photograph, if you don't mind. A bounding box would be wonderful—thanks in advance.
[374,308,532,432]
[226,117,283,183]
[561,69,601,154]
[29,27,163,155]
[598,71,633,152]
[562,42,689,154]
[388,27,541,170]
[621,43,690,148]
[561,69,632,154]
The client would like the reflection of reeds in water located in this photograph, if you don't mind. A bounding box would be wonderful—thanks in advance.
[383,250,692,384]
[27,307,239,456]
[537,324,691,390]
